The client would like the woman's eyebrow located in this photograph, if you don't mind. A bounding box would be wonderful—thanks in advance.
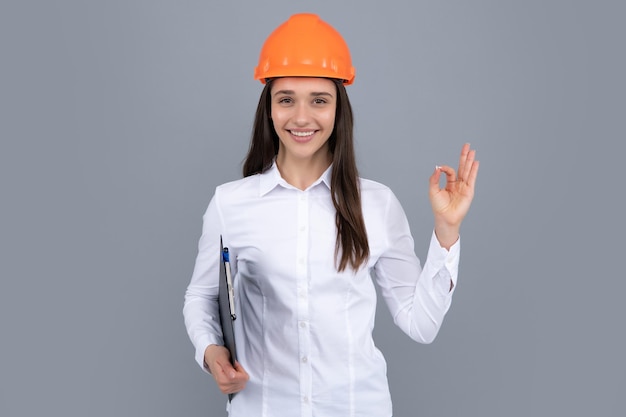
[272,90,334,97]
[310,92,334,97]
[273,89,294,96]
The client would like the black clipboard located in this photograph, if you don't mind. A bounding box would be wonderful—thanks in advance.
[218,236,237,401]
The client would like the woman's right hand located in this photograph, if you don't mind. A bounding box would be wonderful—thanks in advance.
[204,345,249,394]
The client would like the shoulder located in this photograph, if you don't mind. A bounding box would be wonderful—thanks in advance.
[358,176,409,217]
[216,175,259,192]
[357,177,400,219]
[357,178,410,245]
[213,175,261,204]
[358,177,394,200]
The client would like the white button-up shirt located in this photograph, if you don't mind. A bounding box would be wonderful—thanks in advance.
[184,163,460,417]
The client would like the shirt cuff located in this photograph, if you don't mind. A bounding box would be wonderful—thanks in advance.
[427,230,460,295]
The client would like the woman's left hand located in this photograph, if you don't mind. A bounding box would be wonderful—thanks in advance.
[429,143,480,249]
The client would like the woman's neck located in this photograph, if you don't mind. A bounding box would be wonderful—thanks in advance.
[275,151,332,191]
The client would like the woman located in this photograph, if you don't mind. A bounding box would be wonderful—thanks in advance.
[184,13,479,416]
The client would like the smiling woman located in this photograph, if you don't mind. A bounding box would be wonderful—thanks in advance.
[183,12,479,417]
[270,78,337,187]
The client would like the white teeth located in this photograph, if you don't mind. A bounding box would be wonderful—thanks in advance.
[290,131,314,137]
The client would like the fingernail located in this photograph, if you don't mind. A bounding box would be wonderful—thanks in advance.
[435,165,441,170]
[230,371,236,378]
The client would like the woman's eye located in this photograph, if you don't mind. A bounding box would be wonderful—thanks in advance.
[313,98,327,104]
[278,97,293,104]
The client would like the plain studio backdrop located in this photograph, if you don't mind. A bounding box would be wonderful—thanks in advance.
[1,1,624,416]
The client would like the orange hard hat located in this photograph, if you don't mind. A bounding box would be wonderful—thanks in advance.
[254,13,355,85]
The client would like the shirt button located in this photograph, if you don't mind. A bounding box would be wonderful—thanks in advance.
[299,225,306,232]
[299,321,306,328]
[303,396,309,403]
[298,258,305,265]
[301,356,308,363]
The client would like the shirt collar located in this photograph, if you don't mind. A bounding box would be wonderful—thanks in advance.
[259,161,332,197]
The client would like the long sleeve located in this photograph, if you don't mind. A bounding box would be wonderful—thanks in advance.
[372,190,460,344]
[183,192,225,371]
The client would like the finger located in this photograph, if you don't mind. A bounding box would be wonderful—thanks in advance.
[429,165,442,195]
[233,361,250,380]
[221,362,249,394]
[438,165,457,185]
[220,359,237,379]
[431,165,458,197]
[214,362,245,394]
[204,344,231,374]
[466,160,480,188]
[457,143,471,179]
[429,165,456,196]
[211,356,236,382]
[460,149,476,182]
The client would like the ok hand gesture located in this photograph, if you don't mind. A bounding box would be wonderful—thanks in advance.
[429,143,480,249]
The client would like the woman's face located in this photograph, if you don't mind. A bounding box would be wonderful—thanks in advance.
[270,77,336,165]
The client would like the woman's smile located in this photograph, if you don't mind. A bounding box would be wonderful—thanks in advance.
[288,129,317,142]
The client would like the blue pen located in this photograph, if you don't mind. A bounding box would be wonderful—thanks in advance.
[223,248,236,320]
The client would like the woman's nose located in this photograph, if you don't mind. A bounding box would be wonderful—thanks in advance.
[293,103,311,126]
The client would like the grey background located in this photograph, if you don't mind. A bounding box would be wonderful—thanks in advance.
[1,1,624,416]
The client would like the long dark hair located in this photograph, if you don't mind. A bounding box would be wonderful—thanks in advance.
[242,79,369,272]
